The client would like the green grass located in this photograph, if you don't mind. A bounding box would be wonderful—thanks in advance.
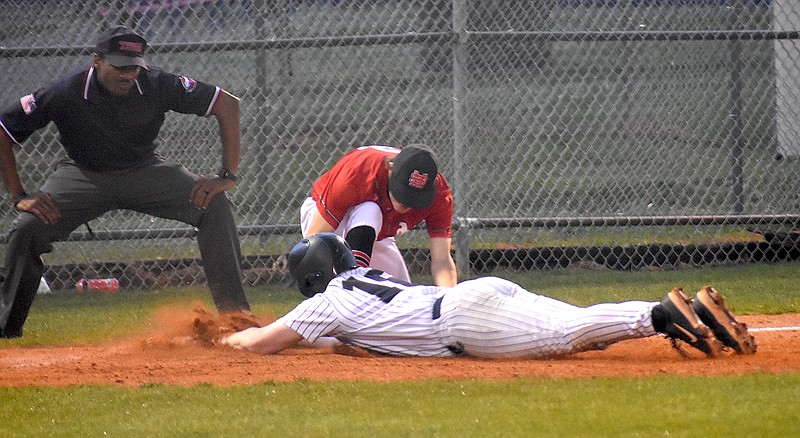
[491,260,800,315]
[1,376,799,437]
[8,260,797,347]
[8,286,303,347]
[1,260,799,436]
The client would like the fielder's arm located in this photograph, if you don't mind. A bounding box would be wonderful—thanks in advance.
[430,236,457,287]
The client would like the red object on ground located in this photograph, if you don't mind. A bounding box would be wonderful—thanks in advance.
[76,278,119,292]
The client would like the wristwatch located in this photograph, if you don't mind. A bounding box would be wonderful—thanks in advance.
[217,168,238,183]
[12,189,27,211]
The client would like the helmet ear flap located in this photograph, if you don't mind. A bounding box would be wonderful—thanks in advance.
[301,271,323,297]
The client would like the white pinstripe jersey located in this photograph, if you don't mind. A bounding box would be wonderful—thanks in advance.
[278,268,659,359]
[277,267,453,356]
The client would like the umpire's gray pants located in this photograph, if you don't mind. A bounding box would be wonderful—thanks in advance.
[0,159,250,338]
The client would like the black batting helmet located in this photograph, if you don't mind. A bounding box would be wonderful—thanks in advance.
[287,233,358,297]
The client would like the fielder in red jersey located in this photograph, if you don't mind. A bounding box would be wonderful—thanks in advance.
[300,144,457,286]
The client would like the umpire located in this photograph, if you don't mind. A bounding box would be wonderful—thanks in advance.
[0,25,250,338]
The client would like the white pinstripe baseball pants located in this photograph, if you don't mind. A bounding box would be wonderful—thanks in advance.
[434,277,659,359]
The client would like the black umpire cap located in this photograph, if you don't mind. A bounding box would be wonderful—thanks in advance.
[95,25,148,69]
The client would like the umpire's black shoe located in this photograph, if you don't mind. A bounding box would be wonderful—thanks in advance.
[655,287,723,357]
[0,330,22,339]
[693,286,757,355]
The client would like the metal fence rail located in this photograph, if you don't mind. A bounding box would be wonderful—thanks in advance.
[2,0,799,289]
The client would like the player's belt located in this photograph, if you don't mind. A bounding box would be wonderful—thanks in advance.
[431,295,465,355]
[432,295,445,320]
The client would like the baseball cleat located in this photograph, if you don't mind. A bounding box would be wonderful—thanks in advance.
[693,286,757,355]
[659,287,723,358]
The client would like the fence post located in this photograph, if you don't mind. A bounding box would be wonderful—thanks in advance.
[728,1,745,215]
[452,0,470,276]
[255,0,293,245]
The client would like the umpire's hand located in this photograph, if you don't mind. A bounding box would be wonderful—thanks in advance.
[15,192,60,224]
[190,176,234,210]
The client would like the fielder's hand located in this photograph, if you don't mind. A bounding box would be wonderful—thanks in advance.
[15,192,60,224]
[190,175,234,210]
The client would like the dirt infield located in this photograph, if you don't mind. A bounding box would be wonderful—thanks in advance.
[1,307,798,387]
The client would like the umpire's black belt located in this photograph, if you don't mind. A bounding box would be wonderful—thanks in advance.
[431,295,464,355]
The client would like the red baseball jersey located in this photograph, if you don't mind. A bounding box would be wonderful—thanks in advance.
[311,145,453,240]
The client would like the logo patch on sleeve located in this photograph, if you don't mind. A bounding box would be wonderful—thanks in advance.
[179,76,197,92]
[20,94,37,114]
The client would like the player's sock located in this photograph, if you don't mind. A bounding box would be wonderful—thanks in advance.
[345,225,376,268]
[651,304,669,333]
[353,250,371,268]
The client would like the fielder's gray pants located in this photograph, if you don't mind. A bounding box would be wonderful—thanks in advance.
[0,159,250,338]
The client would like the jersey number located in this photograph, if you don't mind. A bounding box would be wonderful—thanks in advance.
[342,269,413,303]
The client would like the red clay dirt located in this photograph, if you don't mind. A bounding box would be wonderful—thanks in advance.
[1,304,798,387]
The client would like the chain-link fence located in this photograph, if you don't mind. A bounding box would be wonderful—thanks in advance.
[2,0,799,290]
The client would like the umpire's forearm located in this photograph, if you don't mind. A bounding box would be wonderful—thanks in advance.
[0,131,24,198]
[211,90,241,173]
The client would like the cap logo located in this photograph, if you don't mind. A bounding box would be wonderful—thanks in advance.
[118,40,143,55]
[408,170,429,189]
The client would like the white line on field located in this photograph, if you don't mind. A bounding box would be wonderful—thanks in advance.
[749,326,800,333]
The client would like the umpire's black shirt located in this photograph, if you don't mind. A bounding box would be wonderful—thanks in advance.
[0,66,219,171]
